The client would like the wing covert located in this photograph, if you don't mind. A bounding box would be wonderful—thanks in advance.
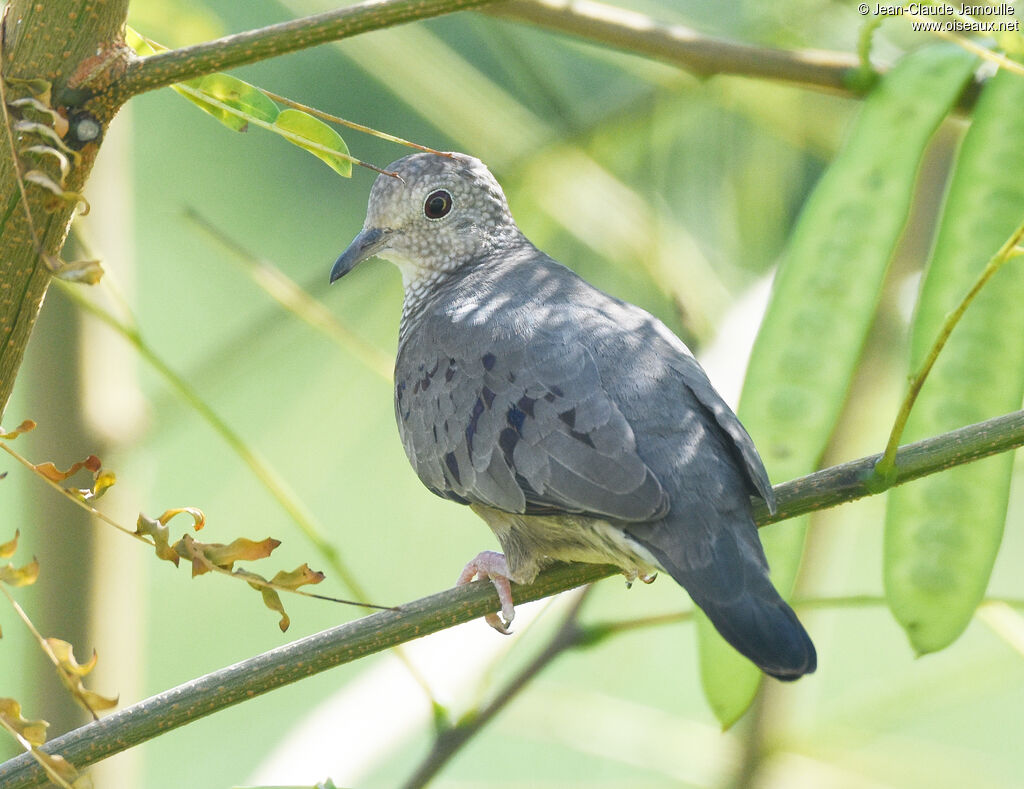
[395,331,669,522]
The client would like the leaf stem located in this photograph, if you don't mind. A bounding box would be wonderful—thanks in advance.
[57,282,367,597]
[182,208,394,382]
[872,216,1024,486]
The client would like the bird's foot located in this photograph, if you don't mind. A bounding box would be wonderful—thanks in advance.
[457,550,515,635]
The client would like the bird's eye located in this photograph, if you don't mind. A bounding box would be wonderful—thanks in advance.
[424,189,453,219]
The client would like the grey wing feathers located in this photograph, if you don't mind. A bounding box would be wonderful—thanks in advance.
[395,332,669,522]
[668,352,776,513]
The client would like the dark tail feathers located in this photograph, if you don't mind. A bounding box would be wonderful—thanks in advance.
[699,591,816,680]
[628,525,816,679]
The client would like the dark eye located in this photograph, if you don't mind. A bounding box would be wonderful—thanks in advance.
[424,189,453,219]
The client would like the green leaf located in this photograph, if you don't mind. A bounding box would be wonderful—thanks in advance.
[697,44,979,727]
[273,109,352,177]
[885,65,1024,655]
[174,73,280,132]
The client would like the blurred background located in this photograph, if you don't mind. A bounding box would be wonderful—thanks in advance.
[2,0,1023,786]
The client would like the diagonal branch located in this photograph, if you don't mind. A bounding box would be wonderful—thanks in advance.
[109,0,502,103]
[0,409,1021,788]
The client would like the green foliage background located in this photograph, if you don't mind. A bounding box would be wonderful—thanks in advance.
[2,0,1023,787]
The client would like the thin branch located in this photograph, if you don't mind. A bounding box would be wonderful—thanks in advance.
[486,0,988,111]
[754,409,1024,524]
[402,587,593,789]
[873,215,1024,483]
[0,410,1022,787]
[182,209,394,382]
[0,561,615,789]
[109,0,502,103]
[486,0,865,94]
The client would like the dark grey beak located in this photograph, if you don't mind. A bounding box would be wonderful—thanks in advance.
[330,226,388,283]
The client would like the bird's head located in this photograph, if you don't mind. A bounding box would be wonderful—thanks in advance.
[330,152,518,287]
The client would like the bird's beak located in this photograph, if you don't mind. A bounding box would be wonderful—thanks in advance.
[330,226,389,283]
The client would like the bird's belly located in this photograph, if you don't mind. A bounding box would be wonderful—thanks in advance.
[470,503,661,584]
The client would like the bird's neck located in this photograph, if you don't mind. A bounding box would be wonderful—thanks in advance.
[397,228,531,345]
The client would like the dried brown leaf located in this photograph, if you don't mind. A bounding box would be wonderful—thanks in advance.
[0,531,19,559]
[176,535,281,575]
[51,258,104,284]
[33,454,101,483]
[156,506,206,531]
[135,514,179,566]
[0,697,49,746]
[233,568,287,631]
[271,563,326,591]
[0,419,36,439]
[39,751,90,789]
[69,468,116,502]
[0,558,40,587]
[45,639,118,715]
[259,583,290,632]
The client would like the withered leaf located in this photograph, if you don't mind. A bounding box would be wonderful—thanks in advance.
[0,530,19,559]
[33,455,101,483]
[155,506,206,531]
[45,639,118,716]
[135,514,179,566]
[0,419,36,439]
[0,697,49,746]
[270,563,326,591]
[0,558,40,587]
[176,534,281,576]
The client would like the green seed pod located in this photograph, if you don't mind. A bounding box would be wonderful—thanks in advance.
[885,65,1024,656]
[698,45,978,726]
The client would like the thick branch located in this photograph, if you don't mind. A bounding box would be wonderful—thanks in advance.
[0,0,131,418]
[0,409,1022,787]
[110,0,502,103]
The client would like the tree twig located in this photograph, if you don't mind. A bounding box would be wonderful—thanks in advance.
[109,0,502,103]
[0,409,1022,787]
[755,408,1024,523]
[486,0,865,93]
[401,587,593,788]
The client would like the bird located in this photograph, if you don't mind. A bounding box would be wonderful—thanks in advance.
[330,152,816,680]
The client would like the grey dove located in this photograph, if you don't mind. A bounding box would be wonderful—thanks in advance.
[331,152,816,679]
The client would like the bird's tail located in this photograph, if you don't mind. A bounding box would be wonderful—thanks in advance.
[628,522,816,680]
[692,585,816,681]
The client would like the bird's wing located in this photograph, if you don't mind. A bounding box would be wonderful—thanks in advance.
[666,351,777,513]
[395,329,669,521]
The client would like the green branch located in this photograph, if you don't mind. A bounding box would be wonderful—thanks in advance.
[757,409,1024,522]
[109,0,502,103]
[0,409,1022,787]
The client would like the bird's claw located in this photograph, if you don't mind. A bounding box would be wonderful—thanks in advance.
[457,550,516,634]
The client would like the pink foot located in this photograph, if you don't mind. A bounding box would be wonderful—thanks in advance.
[457,550,515,634]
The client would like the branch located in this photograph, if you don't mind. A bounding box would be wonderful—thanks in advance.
[1,409,1021,787]
[402,587,595,788]
[485,0,984,110]
[753,408,1024,524]
[109,0,502,103]
[486,0,864,94]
